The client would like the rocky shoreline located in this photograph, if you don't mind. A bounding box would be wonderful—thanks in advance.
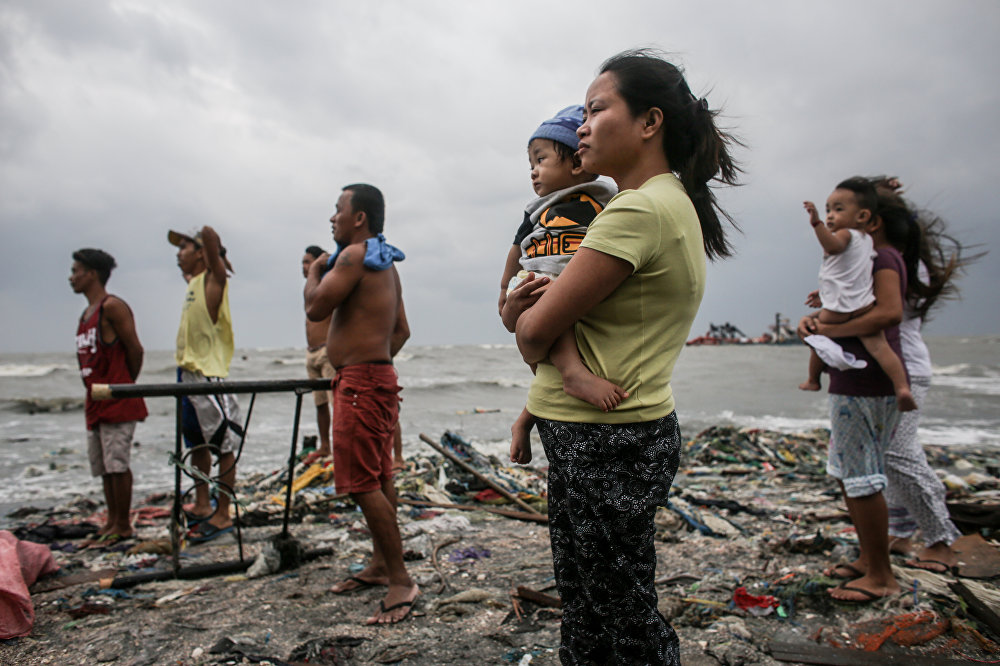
[3,426,999,665]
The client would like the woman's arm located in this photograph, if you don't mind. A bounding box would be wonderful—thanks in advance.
[809,267,903,338]
[498,245,522,317]
[515,247,632,364]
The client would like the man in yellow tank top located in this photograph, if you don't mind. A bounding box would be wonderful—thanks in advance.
[168,226,242,544]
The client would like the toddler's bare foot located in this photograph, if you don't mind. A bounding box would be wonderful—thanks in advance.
[896,388,918,412]
[799,379,822,391]
[562,370,628,412]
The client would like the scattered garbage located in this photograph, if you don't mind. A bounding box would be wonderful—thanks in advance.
[3,425,1000,664]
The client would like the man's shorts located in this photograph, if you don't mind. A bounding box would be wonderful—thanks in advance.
[332,363,401,493]
[178,368,244,455]
[305,345,335,406]
[827,394,900,498]
[87,421,136,476]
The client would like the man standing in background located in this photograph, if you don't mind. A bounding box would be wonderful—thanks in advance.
[169,226,242,544]
[304,183,415,624]
[302,245,334,458]
[71,248,147,544]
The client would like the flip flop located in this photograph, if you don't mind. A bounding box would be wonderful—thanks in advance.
[187,523,234,544]
[183,509,211,527]
[829,582,893,603]
[824,563,864,580]
[85,533,132,550]
[366,597,417,625]
[907,557,959,576]
[329,575,382,595]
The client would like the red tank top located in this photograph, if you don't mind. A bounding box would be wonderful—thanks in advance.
[76,296,148,429]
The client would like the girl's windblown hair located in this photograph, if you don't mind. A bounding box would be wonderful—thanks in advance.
[870,177,985,320]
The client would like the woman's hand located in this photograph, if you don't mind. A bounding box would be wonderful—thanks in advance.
[500,273,550,332]
[804,290,821,308]
[797,314,820,340]
[516,248,632,364]
[815,268,903,339]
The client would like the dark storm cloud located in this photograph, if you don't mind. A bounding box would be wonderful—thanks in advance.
[0,1,997,353]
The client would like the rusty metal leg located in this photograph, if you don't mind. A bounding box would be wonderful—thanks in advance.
[282,391,305,539]
[171,395,182,576]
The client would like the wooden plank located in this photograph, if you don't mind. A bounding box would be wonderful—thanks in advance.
[398,498,547,524]
[768,641,975,665]
[950,580,1000,640]
[31,568,118,592]
[515,585,562,608]
[952,533,1000,579]
[418,433,542,515]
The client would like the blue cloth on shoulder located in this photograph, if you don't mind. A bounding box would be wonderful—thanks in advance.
[325,234,405,272]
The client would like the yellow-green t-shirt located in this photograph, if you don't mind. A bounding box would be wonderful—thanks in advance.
[175,271,234,378]
[526,173,705,423]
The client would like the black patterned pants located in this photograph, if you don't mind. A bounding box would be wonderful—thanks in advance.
[537,413,682,666]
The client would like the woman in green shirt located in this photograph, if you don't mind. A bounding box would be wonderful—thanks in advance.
[504,49,740,664]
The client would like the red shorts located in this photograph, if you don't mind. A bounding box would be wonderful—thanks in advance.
[332,363,401,493]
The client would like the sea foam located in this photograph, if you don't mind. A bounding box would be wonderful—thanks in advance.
[0,363,71,378]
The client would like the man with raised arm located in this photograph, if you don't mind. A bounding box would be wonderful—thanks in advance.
[71,248,147,544]
[168,226,242,544]
[302,245,335,458]
[304,183,415,625]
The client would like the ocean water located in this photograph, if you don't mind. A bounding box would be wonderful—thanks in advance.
[1,337,997,516]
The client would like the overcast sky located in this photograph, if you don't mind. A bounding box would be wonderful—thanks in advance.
[2,1,997,354]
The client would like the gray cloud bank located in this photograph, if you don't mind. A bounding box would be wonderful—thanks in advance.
[1,1,997,353]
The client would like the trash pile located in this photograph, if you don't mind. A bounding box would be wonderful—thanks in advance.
[654,425,1000,662]
[232,430,549,529]
[2,426,999,664]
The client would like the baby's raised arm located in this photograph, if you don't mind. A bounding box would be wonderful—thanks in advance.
[803,201,821,227]
[804,200,851,255]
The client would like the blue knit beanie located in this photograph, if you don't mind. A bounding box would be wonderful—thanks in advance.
[529,105,584,152]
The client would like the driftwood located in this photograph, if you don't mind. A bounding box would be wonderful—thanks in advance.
[768,641,977,665]
[514,585,561,608]
[398,498,547,524]
[950,580,1000,640]
[418,433,542,516]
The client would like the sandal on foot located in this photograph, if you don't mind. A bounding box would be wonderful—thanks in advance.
[829,582,893,604]
[329,575,382,595]
[187,523,233,544]
[183,509,211,526]
[366,598,416,625]
[907,557,958,575]
[824,563,864,580]
[86,533,131,549]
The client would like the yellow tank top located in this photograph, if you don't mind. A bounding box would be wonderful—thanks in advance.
[175,271,234,377]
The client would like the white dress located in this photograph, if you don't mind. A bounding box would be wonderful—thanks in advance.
[818,229,876,314]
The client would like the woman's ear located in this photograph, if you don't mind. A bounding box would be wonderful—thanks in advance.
[640,107,664,138]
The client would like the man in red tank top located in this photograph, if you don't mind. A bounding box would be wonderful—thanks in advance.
[71,249,147,543]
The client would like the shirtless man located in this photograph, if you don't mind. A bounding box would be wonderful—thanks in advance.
[302,246,334,457]
[71,248,147,543]
[304,183,416,625]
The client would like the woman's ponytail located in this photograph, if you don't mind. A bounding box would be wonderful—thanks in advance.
[601,49,743,260]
